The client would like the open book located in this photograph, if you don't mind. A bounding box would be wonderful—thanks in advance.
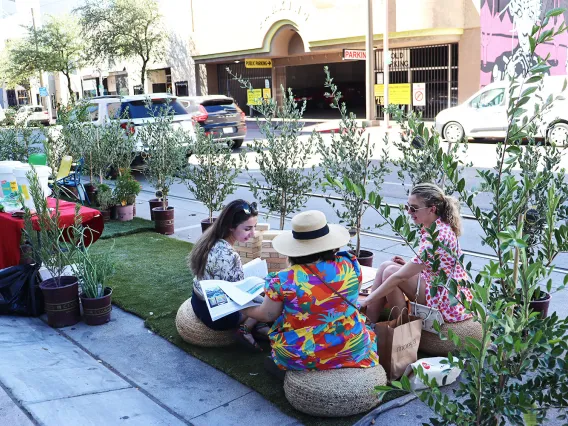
[200,258,268,321]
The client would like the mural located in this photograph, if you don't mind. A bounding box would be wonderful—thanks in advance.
[480,0,568,86]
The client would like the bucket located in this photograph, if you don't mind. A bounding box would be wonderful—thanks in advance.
[29,153,47,166]
[12,165,33,209]
[153,207,175,235]
[0,162,21,198]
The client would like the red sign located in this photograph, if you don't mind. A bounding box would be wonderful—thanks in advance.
[343,49,366,60]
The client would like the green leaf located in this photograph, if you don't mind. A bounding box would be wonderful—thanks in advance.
[546,7,565,18]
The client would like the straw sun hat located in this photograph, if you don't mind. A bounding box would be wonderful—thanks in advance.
[272,210,351,257]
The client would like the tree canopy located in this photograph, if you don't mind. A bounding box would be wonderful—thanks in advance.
[75,0,168,93]
[0,15,85,96]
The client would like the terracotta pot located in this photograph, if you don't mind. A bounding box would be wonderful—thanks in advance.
[201,217,216,233]
[81,287,113,326]
[39,276,80,328]
[350,249,374,267]
[116,204,134,222]
[529,291,551,319]
[153,207,175,235]
[101,209,111,222]
[149,198,168,220]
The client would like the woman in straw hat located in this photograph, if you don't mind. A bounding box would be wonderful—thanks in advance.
[189,199,269,351]
[360,183,473,323]
[243,210,379,372]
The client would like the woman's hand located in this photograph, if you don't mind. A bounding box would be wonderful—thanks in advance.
[392,256,406,265]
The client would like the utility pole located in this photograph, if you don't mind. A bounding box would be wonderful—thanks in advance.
[365,0,375,122]
[31,7,52,117]
[383,0,389,128]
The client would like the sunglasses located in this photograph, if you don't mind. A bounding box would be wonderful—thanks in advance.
[404,204,430,214]
[241,202,258,215]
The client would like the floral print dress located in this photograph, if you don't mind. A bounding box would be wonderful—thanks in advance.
[411,218,473,323]
[265,252,379,371]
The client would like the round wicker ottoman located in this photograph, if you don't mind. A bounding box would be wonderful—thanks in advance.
[284,365,387,417]
[419,318,482,356]
[175,298,235,347]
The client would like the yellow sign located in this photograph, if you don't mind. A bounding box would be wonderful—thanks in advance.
[245,59,273,69]
[247,89,263,105]
[374,83,411,105]
[262,88,271,99]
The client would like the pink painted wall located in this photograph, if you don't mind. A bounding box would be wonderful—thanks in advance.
[480,0,568,86]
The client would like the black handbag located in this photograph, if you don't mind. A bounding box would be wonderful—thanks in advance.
[0,264,44,317]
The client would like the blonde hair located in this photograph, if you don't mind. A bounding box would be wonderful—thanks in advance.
[411,183,462,237]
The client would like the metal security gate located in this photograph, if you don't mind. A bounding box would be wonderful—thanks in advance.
[375,44,458,120]
[218,63,272,112]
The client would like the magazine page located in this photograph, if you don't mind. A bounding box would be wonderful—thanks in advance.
[218,276,265,306]
[200,280,261,321]
[242,258,268,279]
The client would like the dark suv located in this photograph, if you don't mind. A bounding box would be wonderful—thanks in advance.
[178,95,246,148]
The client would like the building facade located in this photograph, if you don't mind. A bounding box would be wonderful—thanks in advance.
[191,0,482,119]
[191,0,568,119]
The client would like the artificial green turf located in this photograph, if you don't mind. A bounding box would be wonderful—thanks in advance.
[99,217,155,240]
[91,232,392,426]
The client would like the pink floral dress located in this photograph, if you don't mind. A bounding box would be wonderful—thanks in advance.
[411,218,473,323]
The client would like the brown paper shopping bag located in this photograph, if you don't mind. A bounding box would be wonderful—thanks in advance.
[375,307,423,381]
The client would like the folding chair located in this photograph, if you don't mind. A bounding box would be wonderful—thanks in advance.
[48,156,90,205]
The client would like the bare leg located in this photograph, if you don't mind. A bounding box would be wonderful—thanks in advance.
[365,261,400,322]
[367,265,422,321]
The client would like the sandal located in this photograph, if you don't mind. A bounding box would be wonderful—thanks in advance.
[236,324,263,352]
[252,322,271,342]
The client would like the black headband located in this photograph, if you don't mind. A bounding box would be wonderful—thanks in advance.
[292,224,330,240]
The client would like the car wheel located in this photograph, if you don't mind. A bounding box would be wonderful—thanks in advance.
[229,139,243,149]
[547,122,568,145]
[443,122,465,143]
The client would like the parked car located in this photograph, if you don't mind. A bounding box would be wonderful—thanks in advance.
[178,95,246,149]
[15,105,52,126]
[435,76,568,144]
[85,93,196,152]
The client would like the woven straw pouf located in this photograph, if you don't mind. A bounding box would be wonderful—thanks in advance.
[419,318,482,356]
[175,298,235,347]
[284,365,387,417]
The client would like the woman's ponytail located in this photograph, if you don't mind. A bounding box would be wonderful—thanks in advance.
[441,195,462,237]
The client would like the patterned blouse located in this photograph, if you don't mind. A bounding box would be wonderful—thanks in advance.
[193,239,244,300]
[411,218,473,323]
[265,252,379,371]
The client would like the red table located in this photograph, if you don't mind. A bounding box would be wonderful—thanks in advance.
[0,198,104,270]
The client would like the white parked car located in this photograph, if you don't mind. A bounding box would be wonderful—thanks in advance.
[435,76,568,145]
[16,105,52,126]
[78,93,196,152]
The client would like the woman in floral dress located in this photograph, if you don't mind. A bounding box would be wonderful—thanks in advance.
[243,210,379,371]
[360,183,473,323]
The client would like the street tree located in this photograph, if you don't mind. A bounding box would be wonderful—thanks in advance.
[75,0,167,93]
[0,15,85,97]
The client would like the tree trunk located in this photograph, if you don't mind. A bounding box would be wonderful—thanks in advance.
[140,59,148,94]
[64,72,73,99]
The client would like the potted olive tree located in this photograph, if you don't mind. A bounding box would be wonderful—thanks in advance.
[21,169,80,328]
[138,99,188,234]
[183,126,244,232]
[65,228,115,326]
[367,11,568,423]
[228,69,319,229]
[318,67,390,266]
[112,170,141,222]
